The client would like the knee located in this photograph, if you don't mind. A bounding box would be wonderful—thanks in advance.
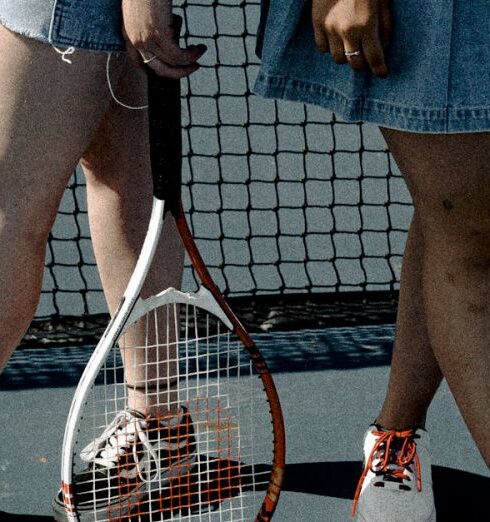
[0,204,54,250]
[417,191,490,241]
[417,195,490,267]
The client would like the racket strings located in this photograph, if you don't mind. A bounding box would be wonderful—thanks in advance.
[74,300,273,521]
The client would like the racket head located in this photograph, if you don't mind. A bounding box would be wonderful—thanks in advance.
[60,282,284,521]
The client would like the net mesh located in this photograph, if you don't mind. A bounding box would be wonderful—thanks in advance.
[29,0,412,346]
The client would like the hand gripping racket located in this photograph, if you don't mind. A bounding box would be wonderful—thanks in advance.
[56,68,285,522]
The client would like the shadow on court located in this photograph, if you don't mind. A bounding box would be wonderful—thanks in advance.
[279,461,489,520]
[0,461,487,520]
[0,326,397,391]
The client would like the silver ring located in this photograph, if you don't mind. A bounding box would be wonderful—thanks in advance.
[344,50,361,58]
[140,52,157,64]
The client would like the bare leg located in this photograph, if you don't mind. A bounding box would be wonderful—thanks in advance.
[378,127,490,467]
[81,58,184,416]
[375,196,443,430]
[0,25,126,371]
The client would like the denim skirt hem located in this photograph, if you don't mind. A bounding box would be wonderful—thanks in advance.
[0,0,126,53]
[253,71,490,135]
[255,0,490,134]
[0,17,125,53]
[0,16,46,45]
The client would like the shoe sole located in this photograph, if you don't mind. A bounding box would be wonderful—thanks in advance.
[356,507,436,522]
[52,455,198,521]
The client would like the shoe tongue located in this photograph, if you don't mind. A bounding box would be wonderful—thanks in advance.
[373,443,413,486]
[376,438,405,461]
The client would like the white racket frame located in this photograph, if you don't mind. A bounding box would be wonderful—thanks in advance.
[60,197,232,521]
[60,198,164,521]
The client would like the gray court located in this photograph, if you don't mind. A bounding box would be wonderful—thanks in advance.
[1,326,488,520]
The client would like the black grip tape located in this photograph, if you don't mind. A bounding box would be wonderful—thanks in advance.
[146,68,182,201]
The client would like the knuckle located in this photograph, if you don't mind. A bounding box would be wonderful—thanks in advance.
[336,24,352,38]
[132,36,146,49]
[151,26,165,41]
[337,17,373,37]
[323,20,336,35]
[132,30,153,48]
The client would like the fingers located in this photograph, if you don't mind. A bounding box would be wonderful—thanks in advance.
[327,27,369,72]
[143,54,201,79]
[312,18,329,53]
[312,3,391,78]
[362,32,388,78]
[331,27,388,78]
[153,28,206,69]
[327,32,349,65]
[153,42,207,69]
[124,14,207,78]
[134,36,204,78]
[154,14,207,71]
[379,0,393,51]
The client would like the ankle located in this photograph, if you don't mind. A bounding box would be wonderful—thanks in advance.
[374,415,426,432]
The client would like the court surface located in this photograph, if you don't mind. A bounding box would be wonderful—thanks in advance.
[1,325,489,521]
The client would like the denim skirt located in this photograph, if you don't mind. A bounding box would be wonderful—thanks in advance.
[0,0,125,52]
[254,0,490,134]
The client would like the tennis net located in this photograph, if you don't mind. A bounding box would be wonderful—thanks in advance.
[25,0,412,346]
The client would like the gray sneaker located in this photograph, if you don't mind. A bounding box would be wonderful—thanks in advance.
[351,424,436,521]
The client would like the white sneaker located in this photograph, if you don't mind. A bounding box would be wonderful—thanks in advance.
[52,406,197,521]
[351,424,436,521]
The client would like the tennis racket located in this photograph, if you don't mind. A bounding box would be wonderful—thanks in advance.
[55,67,285,522]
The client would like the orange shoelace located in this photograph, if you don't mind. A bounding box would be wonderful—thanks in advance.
[351,428,422,517]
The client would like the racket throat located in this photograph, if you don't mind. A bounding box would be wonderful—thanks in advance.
[121,198,166,304]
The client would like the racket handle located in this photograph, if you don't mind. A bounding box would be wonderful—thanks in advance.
[146,68,182,201]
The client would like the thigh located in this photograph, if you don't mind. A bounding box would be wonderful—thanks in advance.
[81,56,156,233]
[80,58,184,308]
[0,24,127,235]
[80,56,151,201]
[379,127,490,240]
